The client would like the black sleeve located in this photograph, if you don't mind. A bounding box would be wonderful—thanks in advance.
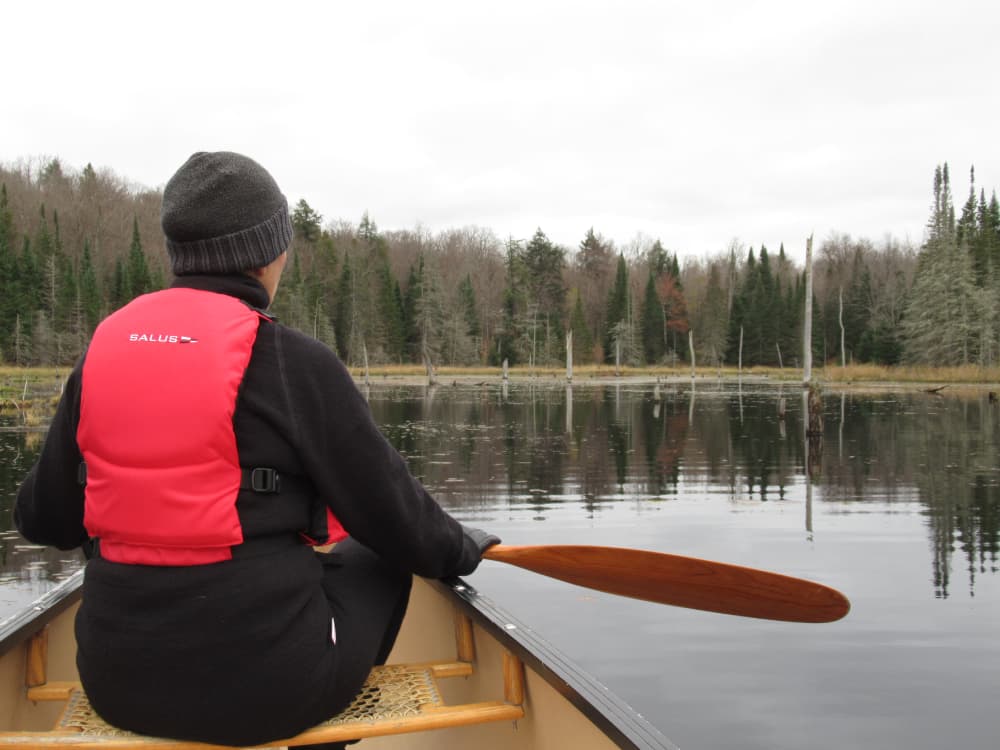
[274,328,479,579]
[14,361,88,551]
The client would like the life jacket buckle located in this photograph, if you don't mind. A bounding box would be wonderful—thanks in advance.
[250,467,280,494]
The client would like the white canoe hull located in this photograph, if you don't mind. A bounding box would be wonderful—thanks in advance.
[1,571,676,750]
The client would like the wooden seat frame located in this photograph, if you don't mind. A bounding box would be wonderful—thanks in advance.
[2,609,525,749]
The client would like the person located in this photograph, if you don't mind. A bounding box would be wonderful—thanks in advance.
[14,151,500,748]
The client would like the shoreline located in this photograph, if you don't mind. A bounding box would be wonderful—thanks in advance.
[2,367,997,414]
[347,370,999,395]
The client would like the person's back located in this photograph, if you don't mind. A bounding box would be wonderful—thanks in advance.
[15,151,499,747]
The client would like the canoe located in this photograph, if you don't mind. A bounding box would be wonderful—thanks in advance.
[0,570,678,750]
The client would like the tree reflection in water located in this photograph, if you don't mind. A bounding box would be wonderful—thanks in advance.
[372,383,999,600]
[2,383,998,611]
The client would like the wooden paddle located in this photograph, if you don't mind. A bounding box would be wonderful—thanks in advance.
[482,544,850,623]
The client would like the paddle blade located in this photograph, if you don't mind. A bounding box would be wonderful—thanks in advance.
[482,544,850,623]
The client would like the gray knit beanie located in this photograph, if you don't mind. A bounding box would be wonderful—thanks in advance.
[161,151,294,275]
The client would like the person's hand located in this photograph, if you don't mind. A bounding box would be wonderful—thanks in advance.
[455,525,501,575]
[464,525,501,554]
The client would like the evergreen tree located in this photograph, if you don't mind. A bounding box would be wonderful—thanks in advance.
[928,163,956,241]
[975,189,992,281]
[54,251,78,362]
[32,207,64,363]
[291,199,323,242]
[522,229,567,365]
[988,192,1000,270]
[458,274,480,339]
[127,217,152,298]
[271,253,306,330]
[0,185,15,358]
[727,249,757,364]
[493,238,528,366]
[79,240,102,334]
[640,273,664,363]
[604,254,630,364]
[346,213,403,363]
[109,257,130,311]
[334,255,354,362]
[402,256,424,360]
[669,253,681,285]
[34,205,55,260]
[295,231,338,353]
[903,164,982,364]
[148,263,166,293]
[777,276,800,366]
[358,212,378,243]
[42,252,59,327]
[442,274,480,365]
[647,240,669,277]
[575,228,615,357]
[17,237,43,336]
[408,255,445,366]
[757,246,778,364]
[48,210,76,344]
[494,283,518,366]
[841,250,872,362]
[80,163,98,192]
[0,184,12,254]
[376,257,405,361]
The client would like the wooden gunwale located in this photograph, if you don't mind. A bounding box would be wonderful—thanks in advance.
[433,577,677,750]
[0,571,83,655]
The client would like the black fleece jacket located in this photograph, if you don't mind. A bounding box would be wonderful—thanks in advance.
[15,274,481,744]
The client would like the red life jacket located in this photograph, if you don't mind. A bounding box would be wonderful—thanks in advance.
[77,287,344,565]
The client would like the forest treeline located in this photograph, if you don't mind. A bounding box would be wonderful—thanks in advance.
[1,158,999,370]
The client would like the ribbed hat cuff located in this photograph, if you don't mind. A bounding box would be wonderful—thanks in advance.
[167,203,293,275]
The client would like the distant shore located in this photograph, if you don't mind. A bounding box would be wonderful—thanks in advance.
[2,364,998,418]
[345,363,1000,394]
[349,374,999,396]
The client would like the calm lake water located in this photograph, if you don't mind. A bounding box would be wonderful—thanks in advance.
[2,380,998,749]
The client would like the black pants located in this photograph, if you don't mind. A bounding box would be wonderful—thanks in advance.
[306,538,413,750]
[78,539,411,748]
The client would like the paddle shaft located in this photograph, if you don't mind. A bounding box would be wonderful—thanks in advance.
[482,544,850,623]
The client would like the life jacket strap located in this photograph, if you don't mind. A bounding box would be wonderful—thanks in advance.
[87,533,305,561]
[78,462,289,496]
[240,467,281,494]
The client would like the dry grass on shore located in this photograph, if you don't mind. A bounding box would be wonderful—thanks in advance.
[348,362,1000,385]
[0,367,67,421]
[821,363,1000,384]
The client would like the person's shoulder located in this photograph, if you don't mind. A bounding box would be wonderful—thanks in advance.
[263,323,366,405]
[268,321,344,367]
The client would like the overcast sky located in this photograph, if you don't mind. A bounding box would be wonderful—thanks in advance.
[4,0,997,263]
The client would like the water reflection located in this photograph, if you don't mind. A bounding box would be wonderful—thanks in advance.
[2,384,999,611]
[373,383,1000,600]
[0,426,83,615]
[3,383,998,749]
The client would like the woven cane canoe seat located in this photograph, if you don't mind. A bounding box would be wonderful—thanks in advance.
[60,664,441,737]
[4,660,524,748]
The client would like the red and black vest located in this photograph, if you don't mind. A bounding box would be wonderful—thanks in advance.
[77,288,343,566]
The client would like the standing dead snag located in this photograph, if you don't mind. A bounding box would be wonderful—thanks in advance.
[805,382,824,479]
[806,382,824,437]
